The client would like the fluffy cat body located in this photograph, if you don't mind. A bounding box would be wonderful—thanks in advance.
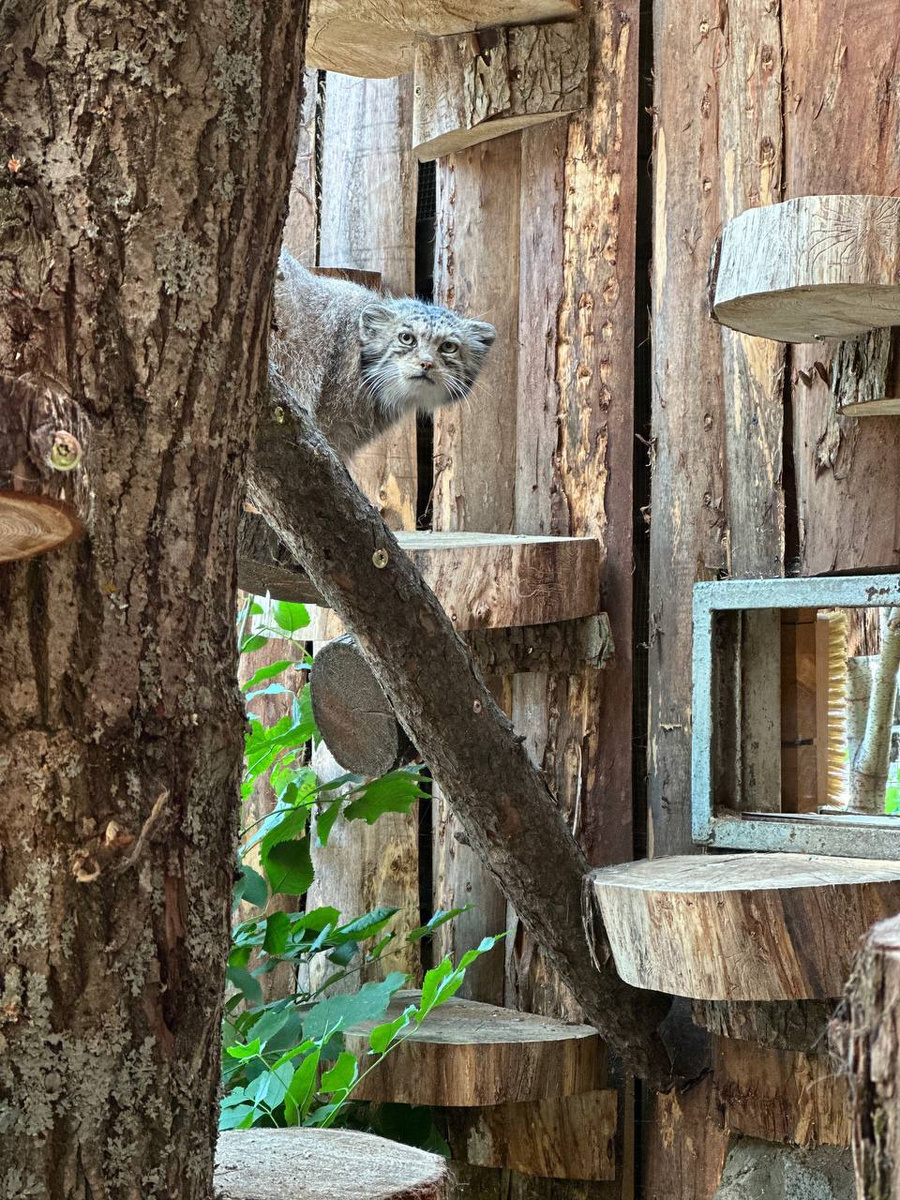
[271,251,495,460]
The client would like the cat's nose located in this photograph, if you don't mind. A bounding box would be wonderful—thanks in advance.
[418,357,435,372]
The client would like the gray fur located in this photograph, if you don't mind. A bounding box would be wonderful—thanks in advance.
[271,250,495,460]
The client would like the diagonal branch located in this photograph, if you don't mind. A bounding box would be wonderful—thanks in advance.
[246,383,676,1090]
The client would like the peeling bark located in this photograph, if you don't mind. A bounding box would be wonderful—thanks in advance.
[0,3,308,1195]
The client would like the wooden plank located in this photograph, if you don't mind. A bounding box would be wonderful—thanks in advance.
[715,1037,850,1148]
[431,131,521,1004]
[216,1129,451,1200]
[318,72,419,532]
[306,0,581,78]
[343,991,603,1106]
[783,0,900,577]
[445,1090,618,1180]
[712,196,900,343]
[781,609,819,813]
[413,22,588,161]
[305,70,421,987]
[642,1078,730,1200]
[590,853,900,1001]
[740,609,782,812]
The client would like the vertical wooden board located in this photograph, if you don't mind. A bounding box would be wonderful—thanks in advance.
[306,71,421,982]
[740,609,781,812]
[282,69,320,267]
[430,133,521,1005]
[782,0,900,576]
[646,3,785,1195]
[648,0,785,858]
[319,72,419,531]
[432,134,521,534]
[781,610,818,813]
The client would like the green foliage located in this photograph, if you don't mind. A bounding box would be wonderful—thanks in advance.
[223,597,505,1136]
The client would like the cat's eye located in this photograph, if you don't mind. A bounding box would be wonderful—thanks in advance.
[398,331,416,347]
[440,340,460,355]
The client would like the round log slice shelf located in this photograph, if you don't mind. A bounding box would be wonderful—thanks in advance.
[588,853,900,1001]
[216,1128,450,1199]
[342,990,602,1107]
[711,195,900,343]
[0,493,81,563]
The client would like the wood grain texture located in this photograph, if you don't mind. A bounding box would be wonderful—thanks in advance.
[446,1090,618,1180]
[693,998,834,1054]
[319,72,419,532]
[307,0,581,78]
[590,854,900,1001]
[839,912,900,1198]
[216,1129,450,1199]
[0,374,89,562]
[239,518,602,629]
[641,1077,730,1200]
[433,134,520,534]
[783,1,900,578]
[713,196,900,343]
[715,1037,850,1148]
[413,22,588,160]
[344,990,603,1106]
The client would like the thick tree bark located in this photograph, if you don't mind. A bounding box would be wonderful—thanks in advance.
[0,4,307,1197]
[247,393,676,1090]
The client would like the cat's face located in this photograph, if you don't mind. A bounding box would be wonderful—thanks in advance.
[358,298,495,415]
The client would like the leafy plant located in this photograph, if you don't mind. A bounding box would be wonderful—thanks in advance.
[222,596,504,1134]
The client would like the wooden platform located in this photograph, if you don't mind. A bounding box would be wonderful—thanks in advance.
[711,195,900,343]
[413,21,588,161]
[343,990,602,1106]
[307,1,581,78]
[239,513,602,632]
[216,1128,449,1199]
[588,853,900,1001]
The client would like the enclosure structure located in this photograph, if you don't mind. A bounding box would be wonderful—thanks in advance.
[4,1,900,1198]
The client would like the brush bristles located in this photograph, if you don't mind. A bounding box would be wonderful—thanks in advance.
[823,610,849,804]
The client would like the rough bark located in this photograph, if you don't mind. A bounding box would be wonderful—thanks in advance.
[246,398,675,1089]
[0,3,307,1196]
[837,913,900,1199]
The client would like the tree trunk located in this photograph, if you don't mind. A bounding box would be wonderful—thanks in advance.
[0,4,307,1196]
[247,395,676,1090]
[850,607,900,814]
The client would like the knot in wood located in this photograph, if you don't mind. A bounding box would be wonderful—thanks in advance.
[48,430,82,471]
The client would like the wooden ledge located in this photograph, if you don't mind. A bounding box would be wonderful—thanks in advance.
[588,853,900,1001]
[711,195,900,343]
[239,511,602,631]
[413,22,588,161]
[216,1128,449,1199]
[307,0,581,78]
[343,990,602,1106]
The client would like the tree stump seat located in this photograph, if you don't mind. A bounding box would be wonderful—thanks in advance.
[215,1128,450,1199]
[238,516,603,632]
[710,195,900,343]
[342,990,603,1107]
[588,853,900,1001]
[305,1,581,78]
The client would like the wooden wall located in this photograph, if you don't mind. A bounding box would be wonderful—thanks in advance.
[647,1,900,1196]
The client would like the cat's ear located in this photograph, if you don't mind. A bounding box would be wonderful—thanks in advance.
[467,320,496,350]
[359,302,395,345]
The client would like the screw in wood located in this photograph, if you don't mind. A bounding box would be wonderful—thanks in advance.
[372,548,389,569]
[49,430,82,471]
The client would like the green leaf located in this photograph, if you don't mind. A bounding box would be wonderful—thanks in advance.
[285,1049,321,1124]
[407,906,472,942]
[251,1061,295,1111]
[369,1006,416,1055]
[263,911,291,956]
[315,797,343,847]
[226,968,263,1006]
[240,633,269,654]
[237,865,268,910]
[241,660,296,692]
[274,600,311,634]
[249,1007,292,1049]
[343,768,428,825]
[320,1051,359,1094]
[419,957,453,1018]
[303,972,408,1041]
[331,907,399,945]
[219,1103,256,1131]
[226,1037,262,1061]
[263,837,314,898]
